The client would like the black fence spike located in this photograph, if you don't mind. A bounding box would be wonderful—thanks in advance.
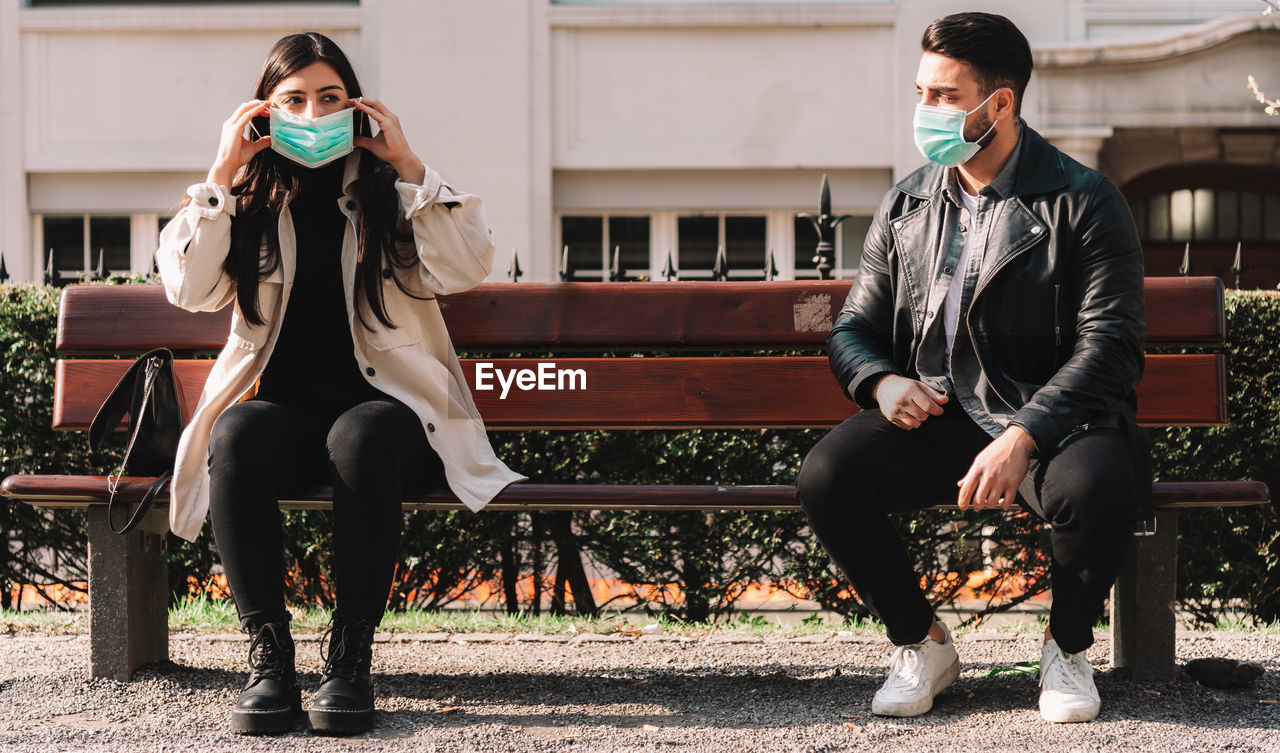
[609,245,625,282]
[800,174,853,281]
[44,249,55,286]
[559,244,572,282]
[0,252,8,284]
[661,249,676,281]
[1232,241,1245,290]
[797,211,822,237]
[506,247,521,282]
[765,247,779,281]
[1178,243,1193,277]
[712,245,729,281]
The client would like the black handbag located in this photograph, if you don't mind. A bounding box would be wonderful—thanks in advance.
[88,348,185,534]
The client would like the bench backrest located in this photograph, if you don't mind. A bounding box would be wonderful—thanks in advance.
[53,278,1227,431]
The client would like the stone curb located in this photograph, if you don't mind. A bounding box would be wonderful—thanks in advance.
[449,633,514,644]
[569,633,631,644]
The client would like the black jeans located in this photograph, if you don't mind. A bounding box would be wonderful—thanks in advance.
[208,392,445,627]
[795,402,1137,654]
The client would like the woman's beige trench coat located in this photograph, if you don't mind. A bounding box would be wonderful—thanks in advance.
[155,153,526,542]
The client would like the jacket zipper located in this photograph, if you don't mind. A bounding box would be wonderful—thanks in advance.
[965,242,1036,413]
[1054,284,1062,347]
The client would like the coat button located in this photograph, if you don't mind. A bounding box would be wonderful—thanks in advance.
[926,310,935,319]
[208,196,218,206]
[346,200,356,211]
[1031,225,1043,234]
[382,268,392,279]
[427,423,436,433]
[365,367,375,377]
[893,221,902,230]
[943,266,953,275]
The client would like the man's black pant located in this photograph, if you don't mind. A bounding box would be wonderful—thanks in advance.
[208,392,445,628]
[795,401,1138,654]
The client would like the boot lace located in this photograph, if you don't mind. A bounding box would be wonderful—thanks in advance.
[320,620,372,684]
[246,622,290,683]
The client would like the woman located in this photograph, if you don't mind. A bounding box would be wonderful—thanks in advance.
[156,32,524,736]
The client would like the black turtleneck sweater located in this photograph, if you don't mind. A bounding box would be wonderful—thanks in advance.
[256,161,377,406]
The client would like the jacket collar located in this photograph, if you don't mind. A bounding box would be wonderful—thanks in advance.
[341,150,361,195]
[895,120,1066,200]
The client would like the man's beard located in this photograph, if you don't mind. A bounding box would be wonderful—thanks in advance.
[963,110,999,155]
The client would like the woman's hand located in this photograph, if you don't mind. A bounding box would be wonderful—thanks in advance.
[350,98,426,185]
[207,100,272,189]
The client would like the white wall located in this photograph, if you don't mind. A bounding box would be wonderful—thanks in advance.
[366,0,554,282]
[1,0,1276,283]
[551,24,896,169]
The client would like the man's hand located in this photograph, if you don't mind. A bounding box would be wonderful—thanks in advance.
[873,374,948,430]
[957,424,1037,510]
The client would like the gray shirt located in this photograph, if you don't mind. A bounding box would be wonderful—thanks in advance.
[915,128,1023,437]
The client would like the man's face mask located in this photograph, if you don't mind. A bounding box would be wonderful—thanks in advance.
[268,106,355,169]
[912,90,1000,167]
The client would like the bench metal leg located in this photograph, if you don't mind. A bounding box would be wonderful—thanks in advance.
[87,507,169,680]
[1110,509,1178,682]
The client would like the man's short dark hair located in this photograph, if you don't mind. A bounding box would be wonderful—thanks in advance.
[921,12,1033,116]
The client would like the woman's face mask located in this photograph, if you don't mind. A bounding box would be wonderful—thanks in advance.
[912,89,1000,167]
[269,106,355,169]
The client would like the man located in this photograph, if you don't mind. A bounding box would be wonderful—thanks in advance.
[795,12,1150,724]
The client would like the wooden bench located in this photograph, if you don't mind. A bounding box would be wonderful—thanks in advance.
[1,278,1269,682]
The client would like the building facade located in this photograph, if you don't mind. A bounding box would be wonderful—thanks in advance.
[1,0,1277,285]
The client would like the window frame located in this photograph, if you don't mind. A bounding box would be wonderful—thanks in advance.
[554,211,654,281]
[31,212,160,284]
[555,208,872,282]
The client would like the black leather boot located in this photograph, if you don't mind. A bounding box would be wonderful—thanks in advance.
[231,618,302,735]
[308,616,377,735]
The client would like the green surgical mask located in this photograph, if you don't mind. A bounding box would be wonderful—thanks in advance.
[912,90,999,167]
[269,107,354,168]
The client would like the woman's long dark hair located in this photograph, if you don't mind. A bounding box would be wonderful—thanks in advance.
[227,32,416,330]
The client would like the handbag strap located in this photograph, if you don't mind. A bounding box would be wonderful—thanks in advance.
[88,348,175,455]
[107,470,172,535]
[88,353,148,454]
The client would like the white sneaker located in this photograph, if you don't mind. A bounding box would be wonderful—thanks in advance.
[871,622,960,717]
[1038,639,1101,723]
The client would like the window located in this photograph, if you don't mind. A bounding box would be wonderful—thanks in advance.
[39,215,130,284]
[726,216,767,280]
[558,214,651,280]
[558,210,872,282]
[1132,188,1280,244]
[675,214,769,280]
[676,216,718,278]
[1122,163,1280,288]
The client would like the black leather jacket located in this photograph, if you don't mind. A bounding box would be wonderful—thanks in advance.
[829,124,1146,458]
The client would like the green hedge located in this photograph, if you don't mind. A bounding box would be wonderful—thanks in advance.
[1,283,1276,625]
[0,285,94,608]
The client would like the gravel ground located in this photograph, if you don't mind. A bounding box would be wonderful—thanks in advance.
[0,629,1277,752]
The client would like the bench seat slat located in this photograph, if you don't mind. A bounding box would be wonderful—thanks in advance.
[54,277,1225,353]
[54,353,1227,430]
[2,475,1268,511]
